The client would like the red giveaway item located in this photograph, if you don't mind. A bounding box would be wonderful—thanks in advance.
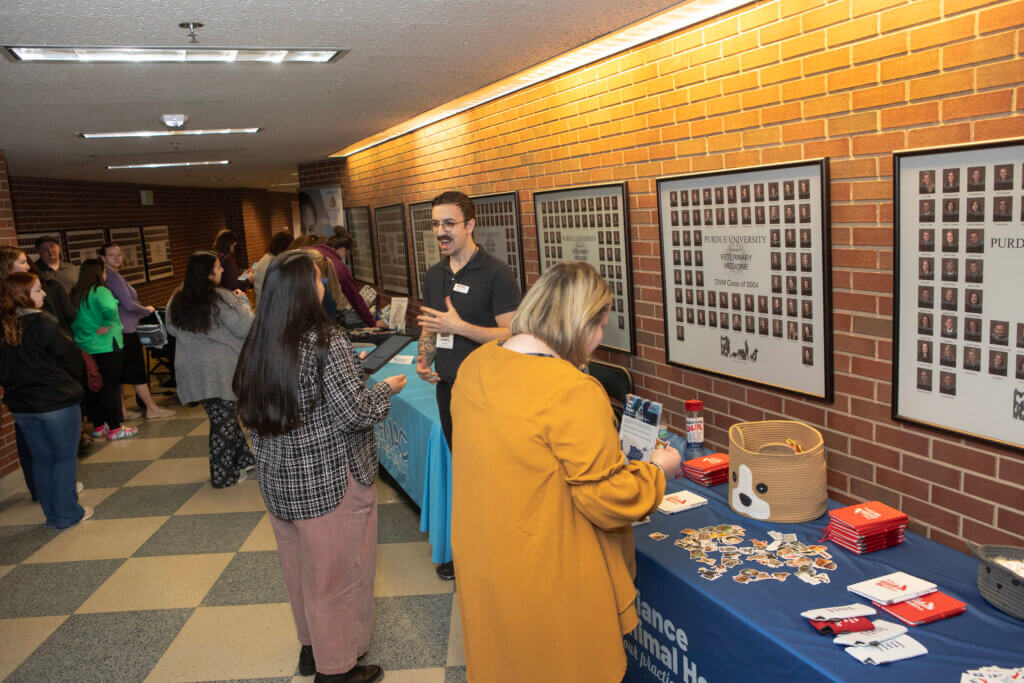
[874,591,967,626]
[829,501,908,534]
[808,616,875,634]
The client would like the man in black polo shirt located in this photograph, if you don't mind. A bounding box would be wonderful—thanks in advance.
[415,190,521,580]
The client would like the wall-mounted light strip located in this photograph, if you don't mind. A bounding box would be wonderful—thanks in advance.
[107,160,230,170]
[4,46,344,63]
[333,0,754,158]
[78,127,260,139]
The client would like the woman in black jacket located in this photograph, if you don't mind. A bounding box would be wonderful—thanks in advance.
[0,272,90,528]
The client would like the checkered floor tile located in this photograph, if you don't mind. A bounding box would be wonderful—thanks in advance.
[0,393,465,682]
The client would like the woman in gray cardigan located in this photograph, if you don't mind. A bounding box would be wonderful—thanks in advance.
[166,251,255,488]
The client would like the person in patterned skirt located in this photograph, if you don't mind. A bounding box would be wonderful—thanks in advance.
[166,252,255,488]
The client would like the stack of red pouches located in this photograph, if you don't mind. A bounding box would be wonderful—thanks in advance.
[807,616,875,635]
[822,500,908,554]
[874,591,967,626]
[680,452,729,486]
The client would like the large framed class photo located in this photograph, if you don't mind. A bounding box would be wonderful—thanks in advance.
[657,159,834,400]
[344,206,377,285]
[533,182,634,354]
[373,203,412,296]
[893,138,1024,451]
[409,200,442,299]
[471,192,526,294]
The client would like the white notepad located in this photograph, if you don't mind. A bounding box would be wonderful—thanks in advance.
[847,572,937,605]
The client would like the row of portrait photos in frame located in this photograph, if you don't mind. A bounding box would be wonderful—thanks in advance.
[894,138,1024,452]
[16,225,174,285]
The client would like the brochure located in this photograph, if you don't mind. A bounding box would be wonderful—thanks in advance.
[619,394,662,462]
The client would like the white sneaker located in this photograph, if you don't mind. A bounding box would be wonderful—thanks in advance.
[79,506,94,523]
[76,481,84,494]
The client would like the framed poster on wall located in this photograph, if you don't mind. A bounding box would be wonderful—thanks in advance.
[893,139,1024,451]
[533,183,634,354]
[344,206,377,285]
[64,229,106,266]
[657,159,834,401]
[410,200,441,299]
[108,227,147,285]
[142,225,174,281]
[472,192,525,294]
[298,187,343,237]
[373,203,411,295]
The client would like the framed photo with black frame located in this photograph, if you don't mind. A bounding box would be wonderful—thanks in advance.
[533,182,634,354]
[344,206,377,286]
[373,203,412,296]
[471,192,526,294]
[108,226,147,285]
[893,138,1024,451]
[410,200,441,299]
[657,159,833,401]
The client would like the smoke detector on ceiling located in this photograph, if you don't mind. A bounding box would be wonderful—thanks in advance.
[160,114,189,129]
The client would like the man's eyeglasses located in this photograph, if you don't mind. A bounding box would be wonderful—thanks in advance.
[429,219,466,230]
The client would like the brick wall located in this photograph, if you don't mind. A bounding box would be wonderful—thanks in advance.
[0,151,19,478]
[337,0,1024,550]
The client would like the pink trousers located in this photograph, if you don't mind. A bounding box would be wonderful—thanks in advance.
[269,475,377,675]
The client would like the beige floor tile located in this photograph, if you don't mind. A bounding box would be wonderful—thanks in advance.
[0,487,116,527]
[375,668,446,683]
[446,591,465,667]
[188,421,210,436]
[124,457,210,487]
[375,477,403,504]
[176,479,266,515]
[86,437,181,463]
[0,615,68,679]
[145,603,297,682]
[0,565,13,580]
[77,553,234,613]
[374,542,455,598]
[24,516,168,563]
[240,513,277,552]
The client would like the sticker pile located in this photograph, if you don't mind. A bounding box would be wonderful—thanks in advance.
[651,525,838,585]
[961,666,1024,683]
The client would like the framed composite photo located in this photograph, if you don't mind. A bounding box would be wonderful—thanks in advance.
[373,203,412,296]
[141,225,174,281]
[471,192,526,294]
[893,138,1024,451]
[533,182,634,354]
[410,200,442,299]
[108,226,147,285]
[344,206,377,285]
[64,228,107,266]
[657,159,834,401]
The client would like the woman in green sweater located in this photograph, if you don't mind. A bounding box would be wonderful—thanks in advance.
[71,259,137,441]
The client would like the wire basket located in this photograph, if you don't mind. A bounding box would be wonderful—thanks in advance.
[728,420,827,523]
[969,543,1024,620]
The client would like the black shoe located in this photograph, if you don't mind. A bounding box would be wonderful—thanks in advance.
[435,561,455,581]
[299,645,316,676]
[314,664,383,683]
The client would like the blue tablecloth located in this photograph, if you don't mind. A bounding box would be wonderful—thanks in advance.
[626,452,1024,682]
[370,360,452,564]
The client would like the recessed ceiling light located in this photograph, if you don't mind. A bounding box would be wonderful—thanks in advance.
[107,160,230,170]
[4,46,344,63]
[334,0,754,156]
[79,128,261,139]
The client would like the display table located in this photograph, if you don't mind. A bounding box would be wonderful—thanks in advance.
[369,360,452,564]
[626,471,1024,682]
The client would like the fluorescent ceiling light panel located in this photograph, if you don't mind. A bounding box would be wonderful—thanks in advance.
[5,46,343,63]
[79,128,260,139]
[107,160,230,170]
[334,0,754,157]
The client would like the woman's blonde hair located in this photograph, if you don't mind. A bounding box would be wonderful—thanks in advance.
[510,261,611,368]
[289,234,326,249]
[301,248,344,311]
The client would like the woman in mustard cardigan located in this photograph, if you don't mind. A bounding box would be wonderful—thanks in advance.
[71,258,137,441]
[450,262,682,682]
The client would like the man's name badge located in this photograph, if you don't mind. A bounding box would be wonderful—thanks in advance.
[453,283,470,294]
[437,334,455,349]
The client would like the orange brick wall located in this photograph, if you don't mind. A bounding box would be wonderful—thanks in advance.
[337,0,1024,551]
[0,151,20,478]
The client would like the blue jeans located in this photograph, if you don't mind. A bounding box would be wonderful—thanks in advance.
[11,405,85,528]
[14,423,37,501]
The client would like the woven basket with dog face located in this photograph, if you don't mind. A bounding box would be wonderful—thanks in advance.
[728,420,827,523]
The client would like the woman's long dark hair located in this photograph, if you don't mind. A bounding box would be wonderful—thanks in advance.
[0,273,40,346]
[212,229,237,254]
[168,252,220,334]
[234,251,332,436]
[70,259,106,310]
